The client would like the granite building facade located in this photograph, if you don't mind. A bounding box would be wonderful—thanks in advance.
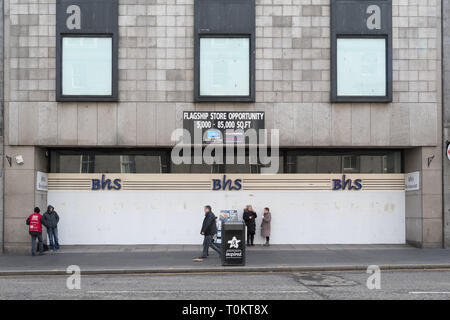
[0,0,446,252]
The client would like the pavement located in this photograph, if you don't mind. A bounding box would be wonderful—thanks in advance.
[0,244,450,276]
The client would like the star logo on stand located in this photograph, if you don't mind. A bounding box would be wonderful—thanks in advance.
[228,236,241,249]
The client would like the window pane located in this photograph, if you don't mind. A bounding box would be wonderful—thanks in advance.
[62,37,112,96]
[200,38,250,96]
[337,38,386,96]
[94,155,121,173]
[295,156,317,173]
[135,156,162,173]
[58,155,82,173]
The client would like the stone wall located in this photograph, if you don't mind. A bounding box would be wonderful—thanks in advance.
[443,0,450,248]
[3,0,442,148]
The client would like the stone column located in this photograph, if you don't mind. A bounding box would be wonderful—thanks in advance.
[0,0,4,253]
[3,146,48,253]
[405,147,443,248]
[443,0,450,248]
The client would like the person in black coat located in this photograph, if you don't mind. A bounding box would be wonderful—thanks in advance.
[195,205,221,261]
[42,205,60,251]
[243,205,257,246]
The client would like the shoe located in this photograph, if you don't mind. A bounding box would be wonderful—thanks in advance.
[192,257,206,262]
[32,252,35,256]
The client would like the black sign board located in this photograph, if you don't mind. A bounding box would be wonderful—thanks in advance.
[183,111,265,144]
[221,222,246,266]
[331,0,392,103]
[56,0,118,102]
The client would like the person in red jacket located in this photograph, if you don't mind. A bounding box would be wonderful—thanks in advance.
[26,207,43,256]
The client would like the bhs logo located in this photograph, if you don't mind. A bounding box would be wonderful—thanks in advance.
[92,175,121,191]
[332,175,362,191]
[212,175,242,191]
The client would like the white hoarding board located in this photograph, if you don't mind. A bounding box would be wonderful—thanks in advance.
[49,189,405,245]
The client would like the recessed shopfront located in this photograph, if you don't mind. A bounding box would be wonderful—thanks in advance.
[46,149,406,246]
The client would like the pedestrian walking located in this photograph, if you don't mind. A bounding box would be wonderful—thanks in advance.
[42,205,60,252]
[26,207,44,256]
[194,205,221,262]
[261,207,271,246]
[243,205,257,246]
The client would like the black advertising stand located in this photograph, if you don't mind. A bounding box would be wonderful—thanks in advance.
[221,222,246,266]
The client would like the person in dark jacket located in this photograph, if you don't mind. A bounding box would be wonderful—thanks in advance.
[42,205,60,251]
[26,207,44,256]
[243,205,257,246]
[194,205,221,261]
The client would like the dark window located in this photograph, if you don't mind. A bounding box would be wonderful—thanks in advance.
[170,148,266,174]
[284,150,402,174]
[50,149,168,174]
[50,149,402,174]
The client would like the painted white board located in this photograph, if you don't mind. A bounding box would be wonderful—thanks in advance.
[48,190,405,245]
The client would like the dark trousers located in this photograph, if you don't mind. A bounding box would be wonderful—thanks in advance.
[202,235,221,257]
[30,232,43,255]
[247,231,255,245]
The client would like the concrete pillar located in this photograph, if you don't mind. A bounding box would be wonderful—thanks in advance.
[3,146,48,253]
[0,0,4,253]
[405,147,443,248]
[443,0,450,248]
[444,130,450,247]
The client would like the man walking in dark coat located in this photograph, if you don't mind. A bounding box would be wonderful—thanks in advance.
[42,205,60,252]
[194,205,221,262]
[243,205,257,246]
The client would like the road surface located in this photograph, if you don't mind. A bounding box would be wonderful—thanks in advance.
[0,269,449,300]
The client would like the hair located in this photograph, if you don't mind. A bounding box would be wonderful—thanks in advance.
[204,205,212,212]
[34,207,40,213]
[264,207,270,212]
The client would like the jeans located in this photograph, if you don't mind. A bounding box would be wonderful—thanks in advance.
[202,235,221,257]
[31,232,43,255]
[47,227,59,250]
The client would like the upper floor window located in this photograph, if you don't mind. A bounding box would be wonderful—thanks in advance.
[336,37,386,97]
[56,0,118,102]
[200,37,250,97]
[62,37,113,96]
[331,0,392,102]
[194,0,255,102]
